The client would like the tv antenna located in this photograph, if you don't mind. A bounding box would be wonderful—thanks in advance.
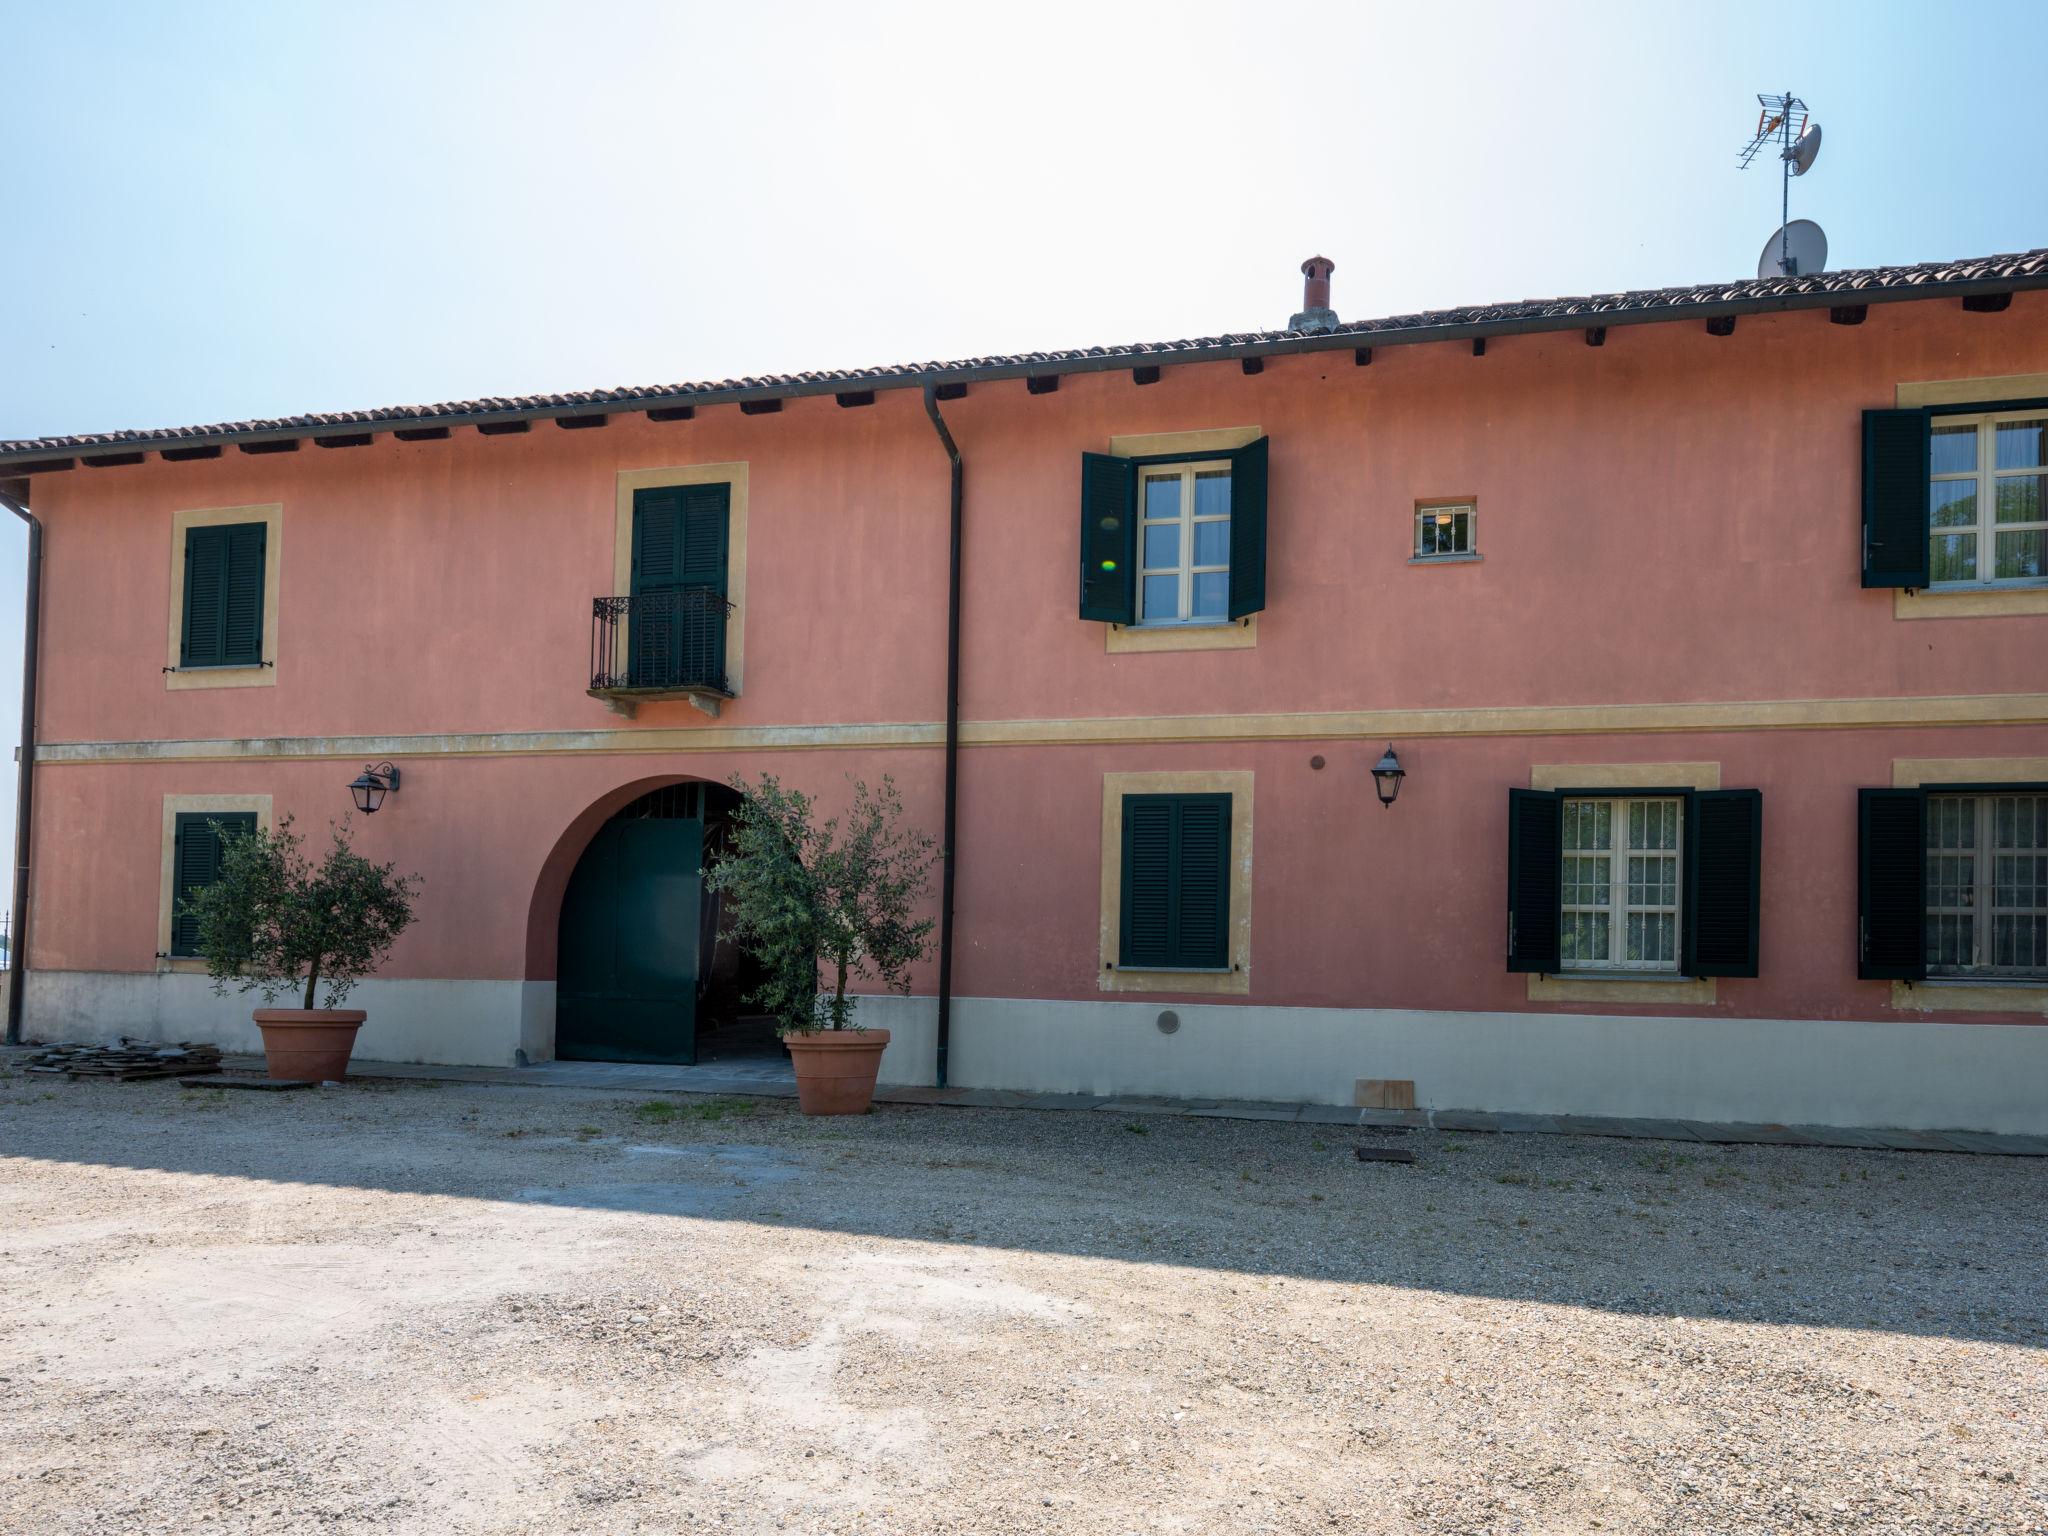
[1739,91,1824,277]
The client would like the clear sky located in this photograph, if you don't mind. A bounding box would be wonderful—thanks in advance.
[0,0,2043,890]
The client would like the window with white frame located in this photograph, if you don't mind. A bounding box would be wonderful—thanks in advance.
[1414,502,1475,559]
[1928,410,2047,587]
[1926,792,2048,977]
[1138,461,1231,625]
[1560,797,1683,972]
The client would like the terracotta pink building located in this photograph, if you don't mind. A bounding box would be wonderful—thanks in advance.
[4,251,2047,1131]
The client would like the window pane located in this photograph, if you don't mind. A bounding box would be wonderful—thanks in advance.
[1995,474,2044,524]
[1930,480,1978,528]
[1143,523,1180,570]
[1190,572,1227,619]
[1192,470,1230,518]
[1930,423,1978,475]
[1143,476,1181,520]
[1141,575,1179,621]
[1193,520,1230,566]
[1995,530,2044,581]
[1994,418,2047,471]
[1931,531,1977,583]
[1448,512,1470,553]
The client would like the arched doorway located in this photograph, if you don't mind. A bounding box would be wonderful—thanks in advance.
[556,782,703,1063]
[554,780,782,1065]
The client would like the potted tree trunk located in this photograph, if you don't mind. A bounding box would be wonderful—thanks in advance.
[181,815,420,1082]
[709,774,937,1115]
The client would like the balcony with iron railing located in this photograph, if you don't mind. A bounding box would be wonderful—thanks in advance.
[589,588,734,718]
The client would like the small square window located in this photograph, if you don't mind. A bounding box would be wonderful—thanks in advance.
[1414,503,1476,560]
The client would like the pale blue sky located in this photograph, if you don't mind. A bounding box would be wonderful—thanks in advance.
[0,0,2043,884]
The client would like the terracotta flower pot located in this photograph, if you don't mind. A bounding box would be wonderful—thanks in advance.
[782,1027,890,1116]
[252,1008,367,1082]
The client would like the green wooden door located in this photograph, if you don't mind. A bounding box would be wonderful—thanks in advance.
[556,816,704,1064]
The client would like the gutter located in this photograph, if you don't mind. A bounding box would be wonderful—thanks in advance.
[923,385,963,1089]
[0,482,38,1045]
[3,269,2043,469]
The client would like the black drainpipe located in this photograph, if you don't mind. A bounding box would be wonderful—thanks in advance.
[0,487,40,1047]
[922,384,962,1088]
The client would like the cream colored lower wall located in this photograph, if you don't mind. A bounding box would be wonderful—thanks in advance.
[26,976,2047,1134]
[939,997,2047,1134]
[24,970,550,1069]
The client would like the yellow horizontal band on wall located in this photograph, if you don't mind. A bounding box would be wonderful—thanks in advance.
[34,690,2048,767]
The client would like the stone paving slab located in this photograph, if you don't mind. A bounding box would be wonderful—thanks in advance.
[23,1047,2039,1155]
[1676,1121,1821,1147]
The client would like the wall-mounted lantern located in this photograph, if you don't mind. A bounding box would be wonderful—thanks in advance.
[1371,745,1405,808]
[348,762,401,814]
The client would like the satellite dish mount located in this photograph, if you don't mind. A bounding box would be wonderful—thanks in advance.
[1738,91,1824,277]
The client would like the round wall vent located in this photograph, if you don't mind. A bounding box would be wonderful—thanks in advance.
[1155,1009,1181,1035]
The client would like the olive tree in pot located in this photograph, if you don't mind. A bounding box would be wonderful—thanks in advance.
[708,774,938,1115]
[181,815,421,1082]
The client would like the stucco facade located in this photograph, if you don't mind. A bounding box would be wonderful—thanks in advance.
[11,279,2048,1130]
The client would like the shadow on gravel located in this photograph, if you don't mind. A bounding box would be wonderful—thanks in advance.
[5,1078,2043,1348]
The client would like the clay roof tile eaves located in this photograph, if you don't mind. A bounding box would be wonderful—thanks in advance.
[4,248,2046,464]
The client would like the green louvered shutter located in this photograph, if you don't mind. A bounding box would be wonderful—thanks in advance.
[1862,409,1930,588]
[1686,789,1763,978]
[631,484,731,688]
[1858,788,1926,980]
[1173,794,1231,969]
[222,523,266,665]
[1120,797,1175,968]
[1119,793,1231,970]
[170,811,256,956]
[1506,788,1562,973]
[1227,435,1269,619]
[181,525,227,667]
[1079,452,1136,623]
[181,523,265,668]
[678,483,731,687]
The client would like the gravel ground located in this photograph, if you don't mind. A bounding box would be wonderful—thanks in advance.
[0,1065,2043,1536]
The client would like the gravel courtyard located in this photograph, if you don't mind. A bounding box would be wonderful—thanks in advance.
[0,1069,2042,1536]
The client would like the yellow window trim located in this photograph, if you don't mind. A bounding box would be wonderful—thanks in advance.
[158,794,273,973]
[1889,981,2048,1016]
[1891,757,2048,788]
[165,504,282,691]
[1527,761,1721,1002]
[1099,770,1252,995]
[613,463,749,697]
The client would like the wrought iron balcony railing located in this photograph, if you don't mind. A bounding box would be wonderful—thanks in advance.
[591,588,734,697]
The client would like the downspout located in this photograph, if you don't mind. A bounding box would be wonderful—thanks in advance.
[922,384,962,1089]
[0,486,39,1046]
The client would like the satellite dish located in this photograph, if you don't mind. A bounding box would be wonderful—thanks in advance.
[1784,121,1822,175]
[1759,218,1827,279]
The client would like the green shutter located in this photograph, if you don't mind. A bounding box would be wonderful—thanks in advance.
[1173,795,1231,968]
[1862,409,1930,589]
[1119,798,1175,968]
[181,523,265,668]
[181,525,226,667]
[1227,435,1268,619]
[1119,793,1232,969]
[170,811,256,956]
[222,523,265,665]
[1686,789,1763,978]
[630,484,730,689]
[1079,452,1136,623]
[631,487,685,593]
[1857,788,1926,980]
[1506,789,1562,973]
[678,484,730,592]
